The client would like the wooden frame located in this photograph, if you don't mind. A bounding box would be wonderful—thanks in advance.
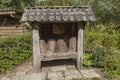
[77,22,84,70]
[32,23,41,72]
[32,22,85,71]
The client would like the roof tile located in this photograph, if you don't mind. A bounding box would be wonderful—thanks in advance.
[21,6,96,22]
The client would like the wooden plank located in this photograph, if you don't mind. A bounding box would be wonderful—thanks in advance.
[0,30,23,33]
[32,23,41,72]
[42,52,77,61]
[0,32,23,35]
[0,26,23,29]
[0,33,23,36]
[77,22,84,70]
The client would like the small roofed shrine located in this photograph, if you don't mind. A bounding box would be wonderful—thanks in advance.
[21,6,96,72]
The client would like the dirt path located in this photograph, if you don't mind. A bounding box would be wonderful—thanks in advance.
[0,60,103,80]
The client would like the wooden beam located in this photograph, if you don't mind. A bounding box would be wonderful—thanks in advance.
[32,23,41,72]
[77,22,84,70]
[42,52,77,61]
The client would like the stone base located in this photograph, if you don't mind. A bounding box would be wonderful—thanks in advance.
[81,69,101,79]
[65,70,82,80]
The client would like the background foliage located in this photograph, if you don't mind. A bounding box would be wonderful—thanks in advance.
[84,26,120,79]
[0,0,35,9]
[0,34,32,74]
[0,0,120,28]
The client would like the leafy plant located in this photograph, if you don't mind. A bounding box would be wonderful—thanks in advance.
[92,46,111,67]
[0,33,32,74]
[83,53,94,67]
[84,26,120,79]
[85,25,120,51]
[103,51,120,79]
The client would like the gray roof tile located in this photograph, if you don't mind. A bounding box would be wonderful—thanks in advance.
[21,6,96,22]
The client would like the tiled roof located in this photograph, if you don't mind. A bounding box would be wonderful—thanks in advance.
[0,10,22,15]
[21,6,96,22]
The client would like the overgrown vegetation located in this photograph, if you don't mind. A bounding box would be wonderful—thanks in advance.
[84,25,120,79]
[0,33,32,74]
[103,51,120,79]
[83,53,93,67]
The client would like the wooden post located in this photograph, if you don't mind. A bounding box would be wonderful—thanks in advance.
[32,23,41,72]
[77,22,84,70]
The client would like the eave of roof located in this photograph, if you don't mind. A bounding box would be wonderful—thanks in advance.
[21,6,96,22]
[0,9,23,15]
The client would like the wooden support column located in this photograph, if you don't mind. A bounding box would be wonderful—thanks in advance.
[77,22,84,70]
[32,23,41,72]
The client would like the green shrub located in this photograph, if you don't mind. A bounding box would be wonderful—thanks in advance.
[0,33,32,73]
[84,26,120,79]
[102,33,119,50]
[103,51,120,79]
[84,47,120,79]
[83,53,94,67]
[85,27,120,51]
[84,28,103,51]
[92,46,111,67]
